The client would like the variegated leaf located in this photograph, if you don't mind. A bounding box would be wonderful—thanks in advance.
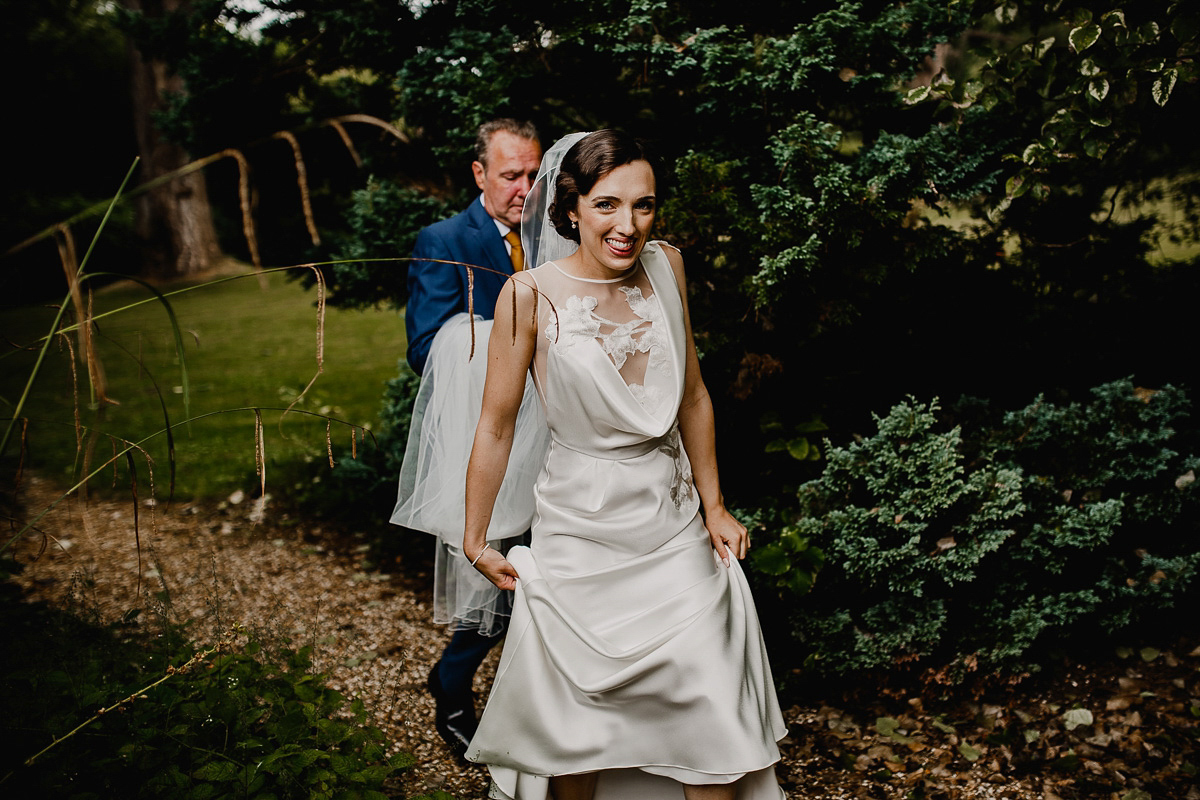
[1069,23,1102,53]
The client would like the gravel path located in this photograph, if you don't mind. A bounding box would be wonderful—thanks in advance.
[15,474,1193,800]
[9,475,492,798]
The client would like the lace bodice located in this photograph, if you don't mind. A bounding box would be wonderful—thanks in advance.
[545,283,671,413]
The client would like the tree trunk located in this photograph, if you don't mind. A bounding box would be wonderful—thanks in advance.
[125,0,220,279]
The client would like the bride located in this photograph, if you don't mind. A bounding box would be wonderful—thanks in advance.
[462,130,787,800]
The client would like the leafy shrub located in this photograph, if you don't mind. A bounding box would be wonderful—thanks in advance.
[751,379,1199,680]
[1,597,418,799]
[303,178,453,311]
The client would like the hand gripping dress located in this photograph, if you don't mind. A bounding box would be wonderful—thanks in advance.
[466,242,787,799]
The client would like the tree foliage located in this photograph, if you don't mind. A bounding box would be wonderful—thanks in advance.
[55,0,1190,479]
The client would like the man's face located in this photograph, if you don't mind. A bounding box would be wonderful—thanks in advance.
[472,131,542,229]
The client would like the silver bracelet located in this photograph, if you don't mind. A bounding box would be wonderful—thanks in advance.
[469,542,491,567]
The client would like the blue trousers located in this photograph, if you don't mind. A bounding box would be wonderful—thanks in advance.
[436,626,506,700]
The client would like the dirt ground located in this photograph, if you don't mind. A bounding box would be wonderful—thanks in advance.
[5,475,1198,799]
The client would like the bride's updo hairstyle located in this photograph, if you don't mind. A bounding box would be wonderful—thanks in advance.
[548,130,660,244]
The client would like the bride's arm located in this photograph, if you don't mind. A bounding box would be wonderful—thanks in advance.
[668,246,748,566]
[464,275,540,590]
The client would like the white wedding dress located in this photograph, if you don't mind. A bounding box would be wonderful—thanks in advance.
[466,242,787,799]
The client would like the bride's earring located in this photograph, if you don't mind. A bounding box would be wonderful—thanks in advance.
[571,221,577,229]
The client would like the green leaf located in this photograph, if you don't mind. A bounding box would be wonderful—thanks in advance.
[1170,13,1200,44]
[1121,790,1153,800]
[994,3,1018,24]
[1152,69,1177,106]
[958,741,981,761]
[786,437,811,461]
[904,85,931,105]
[1007,174,1028,200]
[785,571,815,595]
[1069,23,1102,53]
[751,544,792,576]
[1082,135,1110,159]
[1135,21,1160,44]
[1139,646,1160,662]
[193,761,241,781]
[876,716,914,743]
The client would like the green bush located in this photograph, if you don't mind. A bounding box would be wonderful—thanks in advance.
[1,597,417,799]
[303,178,453,311]
[751,379,1199,680]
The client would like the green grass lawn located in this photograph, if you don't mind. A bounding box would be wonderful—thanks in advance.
[1,268,408,500]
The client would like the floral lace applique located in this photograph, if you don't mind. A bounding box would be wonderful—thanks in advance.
[546,289,670,403]
[544,295,599,347]
[627,383,666,415]
[658,423,695,510]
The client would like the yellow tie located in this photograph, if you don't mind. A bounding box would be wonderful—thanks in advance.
[505,231,524,272]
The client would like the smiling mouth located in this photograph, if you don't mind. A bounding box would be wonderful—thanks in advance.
[605,237,636,255]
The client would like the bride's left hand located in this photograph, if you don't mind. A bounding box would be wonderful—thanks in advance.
[705,507,748,566]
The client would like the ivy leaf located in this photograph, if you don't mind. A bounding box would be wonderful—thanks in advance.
[1069,23,1102,53]
[1170,12,1200,44]
[904,85,931,104]
[1006,173,1028,198]
[1152,69,1177,106]
[787,437,811,461]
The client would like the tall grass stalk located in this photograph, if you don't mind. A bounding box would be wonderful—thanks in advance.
[1,160,138,463]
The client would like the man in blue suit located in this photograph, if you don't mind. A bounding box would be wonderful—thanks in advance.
[406,119,542,373]
[404,119,541,758]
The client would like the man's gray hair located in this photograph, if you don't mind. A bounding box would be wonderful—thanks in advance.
[475,119,540,167]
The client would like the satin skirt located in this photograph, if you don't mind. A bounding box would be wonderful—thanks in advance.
[466,512,787,799]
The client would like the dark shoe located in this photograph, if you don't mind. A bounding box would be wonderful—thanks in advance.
[427,660,477,758]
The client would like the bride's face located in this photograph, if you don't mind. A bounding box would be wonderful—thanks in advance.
[568,159,656,278]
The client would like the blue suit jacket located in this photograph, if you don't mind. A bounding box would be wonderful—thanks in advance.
[405,197,514,375]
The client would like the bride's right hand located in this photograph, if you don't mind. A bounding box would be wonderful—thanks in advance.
[471,547,520,591]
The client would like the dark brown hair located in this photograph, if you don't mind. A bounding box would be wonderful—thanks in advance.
[548,130,660,243]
